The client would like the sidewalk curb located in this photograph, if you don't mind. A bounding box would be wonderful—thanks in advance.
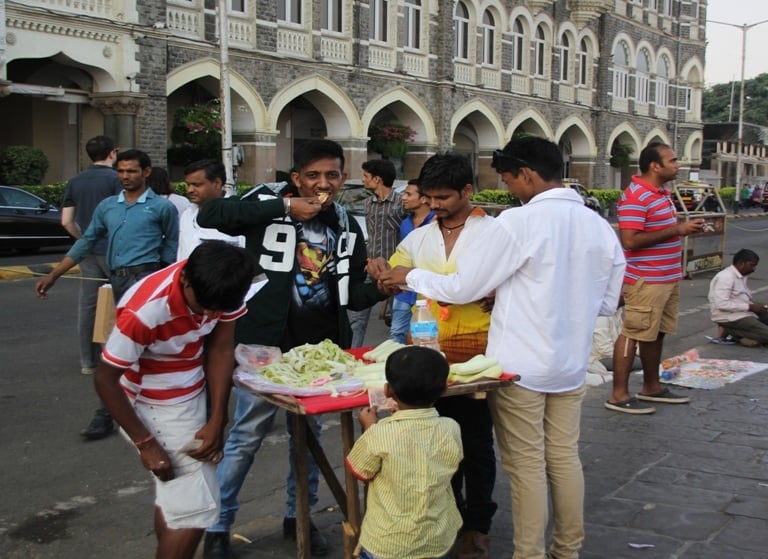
[0,263,80,281]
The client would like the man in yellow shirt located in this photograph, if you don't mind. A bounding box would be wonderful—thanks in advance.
[371,153,498,558]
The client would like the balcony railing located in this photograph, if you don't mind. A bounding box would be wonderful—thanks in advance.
[167,3,203,39]
[558,84,575,103]
[25,0,114,18]
[369,44,395,71]
[532,78,550,98]
[227,14,254,47]
[576,87,592,105]
[454,61,475,85]
[510,74,530,94]
[403,52,428,77]
[480,68,500,90]
[320,35,352,64]
[277,27,311,58]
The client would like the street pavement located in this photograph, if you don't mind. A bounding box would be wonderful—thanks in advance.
[2,215,768,558]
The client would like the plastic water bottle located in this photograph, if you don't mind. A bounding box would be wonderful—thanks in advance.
[410,300,441,351]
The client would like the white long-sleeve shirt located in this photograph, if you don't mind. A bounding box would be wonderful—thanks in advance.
[405,188,626,393]
[709,265,756,323]
[177,204,245,261]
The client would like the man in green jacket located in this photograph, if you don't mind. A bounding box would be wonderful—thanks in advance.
[198,140,384,558]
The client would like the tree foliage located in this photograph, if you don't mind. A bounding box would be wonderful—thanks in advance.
[703,73,768,136]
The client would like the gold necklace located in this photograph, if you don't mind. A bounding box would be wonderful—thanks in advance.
[440,221,466,235]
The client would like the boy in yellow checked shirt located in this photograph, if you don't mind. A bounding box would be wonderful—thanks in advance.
[345,346,462,559]
[367,153,498,558]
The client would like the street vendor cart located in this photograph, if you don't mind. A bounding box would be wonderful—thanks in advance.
[234,346,518,559]
[672,180,727,278]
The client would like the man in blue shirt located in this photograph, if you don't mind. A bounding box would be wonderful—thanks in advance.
[36,149,178,440]
[389,177,434,343]
[61,135,122,376]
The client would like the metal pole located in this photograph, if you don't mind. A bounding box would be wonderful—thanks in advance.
[218,0,235,196]
[734,24,746,213]
[728,79,735,122]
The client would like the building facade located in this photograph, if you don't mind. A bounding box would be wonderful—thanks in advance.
[1,0,706,189]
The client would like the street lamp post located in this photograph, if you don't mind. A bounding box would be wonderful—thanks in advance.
[708,18,768,214]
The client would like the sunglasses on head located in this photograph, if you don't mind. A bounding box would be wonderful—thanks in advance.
[491,150,536,174]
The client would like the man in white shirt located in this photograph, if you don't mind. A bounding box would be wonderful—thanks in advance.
[178,160,244,260]
[379,136,625,559]
[709,249,768,346]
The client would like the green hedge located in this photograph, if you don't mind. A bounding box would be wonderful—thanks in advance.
[470,189,520,206]
[588,189,623,207]
[17,181,254,206]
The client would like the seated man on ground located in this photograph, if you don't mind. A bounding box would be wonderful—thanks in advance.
[709,248,768,347]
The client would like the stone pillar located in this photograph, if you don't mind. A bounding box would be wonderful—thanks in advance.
[337,138,369,182]
[90,93,146,150]
[234,131,278,185]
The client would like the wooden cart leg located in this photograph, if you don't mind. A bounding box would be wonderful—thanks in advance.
[341,411,361,559]
[293,413,311,559]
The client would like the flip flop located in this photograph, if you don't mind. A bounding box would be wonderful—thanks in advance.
[604,397,656,415]
[636,387,691,404]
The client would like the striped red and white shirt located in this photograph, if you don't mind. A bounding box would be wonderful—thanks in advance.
[617,176,682,285]
[102,261,247,405]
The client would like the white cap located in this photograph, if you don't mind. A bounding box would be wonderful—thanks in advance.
[415,299,427,307]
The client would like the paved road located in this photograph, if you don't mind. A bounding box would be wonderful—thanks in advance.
[2,218,768,558]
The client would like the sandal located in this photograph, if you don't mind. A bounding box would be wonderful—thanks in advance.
[604,397,656,415]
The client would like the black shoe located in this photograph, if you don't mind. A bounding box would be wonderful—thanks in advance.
[283,517,329,557]
[203,531,236,559]
[80,411,114,440]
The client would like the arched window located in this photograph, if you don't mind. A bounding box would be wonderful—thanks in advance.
[511,19,524,72]
[404,0,421,49]
[534,26,546,77]
[321,0,342,32]
[560,34,570,82]
[481,10,495,65]
[370,0,388,42]
[636,49,651,104]
[278,0,301,24]
[612,41,629,99]
[577,38,588,86]
[454,1,469,60]
[656,55,670,107]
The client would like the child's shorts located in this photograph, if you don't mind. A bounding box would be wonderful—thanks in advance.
[359,548,449,559]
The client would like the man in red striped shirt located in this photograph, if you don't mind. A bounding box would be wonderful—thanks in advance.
[606,143,704,415]
[94,240,256,559]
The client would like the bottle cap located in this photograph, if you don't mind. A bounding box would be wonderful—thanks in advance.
[415,299,427,307]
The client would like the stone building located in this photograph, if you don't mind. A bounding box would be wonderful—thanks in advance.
[1,0,706,189]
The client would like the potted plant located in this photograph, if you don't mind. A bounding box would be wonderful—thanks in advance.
[369,122,416,159]
[168,100,222,166]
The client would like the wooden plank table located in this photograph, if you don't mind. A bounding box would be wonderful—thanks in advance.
[233,352,519,559]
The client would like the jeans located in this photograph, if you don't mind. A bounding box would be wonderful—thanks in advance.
[389,298,412,344]
[77,254,109,369]
[208,388,322,532]
[349,307,372,348]
[489,383,587,559]
[109,269,155,305]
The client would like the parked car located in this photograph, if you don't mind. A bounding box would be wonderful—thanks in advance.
[0,185,72,253]
[335,179,407,241]
[562,179,602,213]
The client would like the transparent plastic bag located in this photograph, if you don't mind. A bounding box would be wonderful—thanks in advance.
[234,368,365,397]
[235,344,283,372]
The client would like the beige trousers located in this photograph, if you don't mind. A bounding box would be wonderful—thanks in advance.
[489,383,587,559]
